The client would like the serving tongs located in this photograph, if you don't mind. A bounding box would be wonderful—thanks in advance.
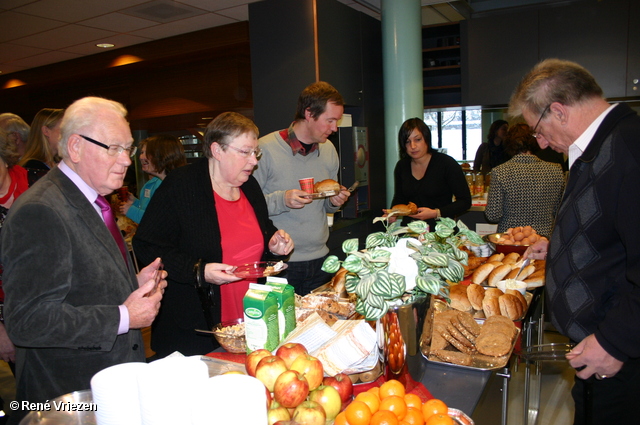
[347,181,360,192]
[521,342,575,362]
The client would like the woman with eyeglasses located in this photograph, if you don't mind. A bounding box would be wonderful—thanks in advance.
[133,112,293,358]
[485,123,565,237]
[119,134,187,223]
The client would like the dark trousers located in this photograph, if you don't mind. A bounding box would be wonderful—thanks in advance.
[281,256,334,296]
[571,357,640,424]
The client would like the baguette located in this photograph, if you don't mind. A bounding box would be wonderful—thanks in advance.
[488,264,512,287]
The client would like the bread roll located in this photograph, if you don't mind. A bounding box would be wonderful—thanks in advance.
[484,288,503,299]
[314,179,340,193]
[488,264,512,286]
[383,202,418,216]
[505,289,528,312]
[524,273,545,288]
[330,267,348,297]
[488,253,505,263]
[502,252,521,265]
[467,283,485,310]
[449,284,472,312]
[498,293,524,320]
[506,264,535,281]
[482,296,500,318]
[471,263,496,284]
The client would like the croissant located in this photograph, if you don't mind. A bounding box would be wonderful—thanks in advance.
[383,202,418,216]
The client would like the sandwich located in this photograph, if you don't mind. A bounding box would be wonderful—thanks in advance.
[314,179,340,194]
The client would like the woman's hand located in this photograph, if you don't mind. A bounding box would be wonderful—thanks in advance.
[409,207,437,221]
[269,229,294,256]
[204,263,242,285]
[382,212,397,223]
[119,193,135,215]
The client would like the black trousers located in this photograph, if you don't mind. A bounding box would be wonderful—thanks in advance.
[571,357,640,425]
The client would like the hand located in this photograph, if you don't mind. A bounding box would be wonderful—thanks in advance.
[285,189,313,209]
[137,257,166,289]
[204,263,243,285]
[328,186,350,207]
[382,212,398,223]
[268,229,294,256]
[119,193,135,215]
[566,334,624,380]
[409,207,436,221]
[523,238,549,260]
[124,277,165,329]
[0,322,16,363]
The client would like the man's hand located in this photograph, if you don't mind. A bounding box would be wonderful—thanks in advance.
[124,278,165,329]
[137,257,165,288]
[269,229,294,256]
[0,322,16,363]
[285,189,313,209]
[523,238,549,260]
[566,334,624,380]
[328,186,350,207]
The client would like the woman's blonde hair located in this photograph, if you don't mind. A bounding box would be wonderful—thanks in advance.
[20,108,64,168]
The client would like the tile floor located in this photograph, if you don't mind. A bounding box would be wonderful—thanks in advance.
[0,331,576,425]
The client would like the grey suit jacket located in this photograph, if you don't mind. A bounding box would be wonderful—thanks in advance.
[1,166,144,409]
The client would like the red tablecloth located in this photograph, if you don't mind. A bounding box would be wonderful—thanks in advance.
[205,352,434,403]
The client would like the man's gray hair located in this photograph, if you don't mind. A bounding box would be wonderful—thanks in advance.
[59,97,128,159]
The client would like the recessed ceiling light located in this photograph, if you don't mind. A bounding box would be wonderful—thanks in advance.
[96,43,115,49]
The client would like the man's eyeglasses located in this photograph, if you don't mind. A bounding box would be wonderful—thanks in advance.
[226,145,262,159]
[531,105,551,139]
[79,135,137,157]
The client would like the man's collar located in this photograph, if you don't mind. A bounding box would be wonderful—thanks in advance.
[282,123,319,156]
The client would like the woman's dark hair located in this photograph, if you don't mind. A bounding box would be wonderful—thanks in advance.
[143,135,187,174]
[503,123,539,157]
[487,119,508,144]
[397,118,433,159]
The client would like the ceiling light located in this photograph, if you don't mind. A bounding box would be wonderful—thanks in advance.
[4,79,26,89]
[109,55,143,67]
[96,43,115,49]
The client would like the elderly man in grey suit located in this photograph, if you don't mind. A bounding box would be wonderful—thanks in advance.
[1,96,166,424]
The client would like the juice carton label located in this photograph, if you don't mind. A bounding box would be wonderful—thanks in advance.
[265,277,297,340]
[243,284,279,353]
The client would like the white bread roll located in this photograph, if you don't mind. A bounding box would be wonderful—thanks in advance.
[488,253,505,263]
[471,263,496,284]
[488,264,512,286]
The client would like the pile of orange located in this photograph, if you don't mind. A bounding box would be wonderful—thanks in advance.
[334,379,455,425]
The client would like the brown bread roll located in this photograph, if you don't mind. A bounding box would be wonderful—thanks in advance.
[506,264,536,281]
[502,252,521,265]
[314,179,340,193]
[498,293,524,320]
[467,283,486,310]
[449,284,472,312]
[471,263,496,284]
[488,264,512,286]
[488,253,505,263]
[484,288,503,299]
[505,289,528,312]
[482,296,500,318]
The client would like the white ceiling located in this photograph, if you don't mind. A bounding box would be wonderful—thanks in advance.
[0,0,468,76]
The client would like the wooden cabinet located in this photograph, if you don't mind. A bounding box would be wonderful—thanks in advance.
[422,23,462,108]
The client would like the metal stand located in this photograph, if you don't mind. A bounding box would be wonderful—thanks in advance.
[522,289,545,425]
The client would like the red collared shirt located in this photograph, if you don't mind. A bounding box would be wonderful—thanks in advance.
[279,123,319,156]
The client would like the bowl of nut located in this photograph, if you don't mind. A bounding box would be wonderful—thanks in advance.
[212,318,246,353]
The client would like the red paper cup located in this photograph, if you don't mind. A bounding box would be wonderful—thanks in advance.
[118,186,129,202]
[299,177,314,194]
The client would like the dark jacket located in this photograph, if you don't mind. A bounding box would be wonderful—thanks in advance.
[2,167,143,411]
[547,103,640,362]
[133,158,279,357]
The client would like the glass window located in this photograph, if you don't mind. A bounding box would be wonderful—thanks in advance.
[424,108,481,162]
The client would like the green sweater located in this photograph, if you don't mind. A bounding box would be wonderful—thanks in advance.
[253,130,341,262]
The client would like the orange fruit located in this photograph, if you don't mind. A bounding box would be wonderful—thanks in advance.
[334,411,350,425]
[379,395,407,420]
[425,413,454,425]
[380,379,406,399]
[400,422,412,425]
[404,393,423,409]
[356,391,380,414]
[345,400,372,425]
[368,386,381,399]
[370,409,399,425]
[402,407,425,425]
[421,398,448,421]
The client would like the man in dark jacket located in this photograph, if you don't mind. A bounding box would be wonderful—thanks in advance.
[511,59,640,424]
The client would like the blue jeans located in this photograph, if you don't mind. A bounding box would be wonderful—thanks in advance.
[281,256,334,296]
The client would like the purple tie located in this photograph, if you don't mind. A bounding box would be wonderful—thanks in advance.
[95,195,128,266]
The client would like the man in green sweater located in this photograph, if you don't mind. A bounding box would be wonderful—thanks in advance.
[253,82,350,295]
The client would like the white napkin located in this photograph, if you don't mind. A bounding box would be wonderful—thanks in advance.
[191,374,267,425]
[137,356,209,425]
[91,362,148,425]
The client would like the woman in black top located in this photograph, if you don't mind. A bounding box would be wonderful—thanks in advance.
[388,118,471,230]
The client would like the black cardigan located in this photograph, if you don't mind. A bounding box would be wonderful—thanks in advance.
[133,158,279,357]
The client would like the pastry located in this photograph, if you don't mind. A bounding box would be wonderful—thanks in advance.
[456,311,482,337]
[431,349,473,366]
[475,332,512,357]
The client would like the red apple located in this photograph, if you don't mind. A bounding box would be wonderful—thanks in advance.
[273,369,309,408]
[255,355,288,392]
[265,385,273,409]
[292,401,326,425]
[276,342,308,369]
[246,348,272,377]
[290,354,324,390]
[308,384,342,420]
[268,401,291,425]
[323,373,354,404]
